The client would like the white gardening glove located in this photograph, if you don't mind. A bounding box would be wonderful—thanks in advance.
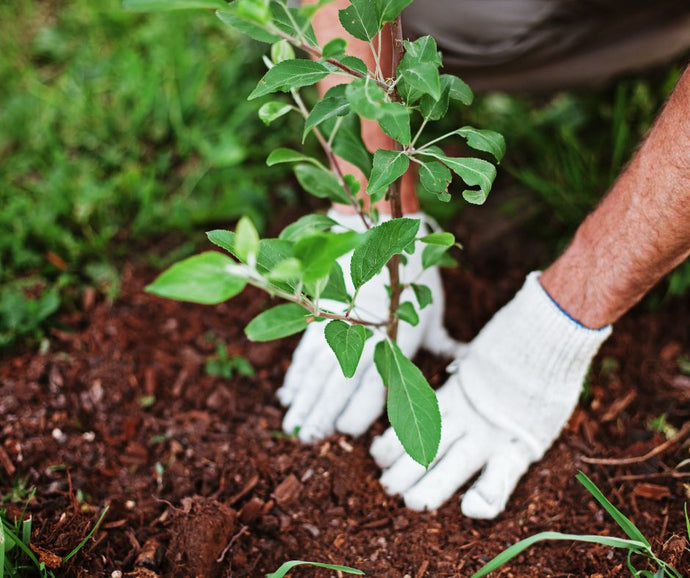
[277,209,464,443]
[371,271,612,519]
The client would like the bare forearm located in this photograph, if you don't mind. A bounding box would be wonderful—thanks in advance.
[541,66,690,328]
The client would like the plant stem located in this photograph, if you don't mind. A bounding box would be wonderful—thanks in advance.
[385,15,406,341]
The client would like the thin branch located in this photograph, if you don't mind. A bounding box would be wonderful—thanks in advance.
[581,422,690,466]
[410,118,429,149]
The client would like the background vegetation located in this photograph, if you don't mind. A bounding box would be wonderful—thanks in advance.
[1,0,687,349]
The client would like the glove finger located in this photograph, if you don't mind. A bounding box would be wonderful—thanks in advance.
[281,350,338,436]
[297,364,371,443]
[335,364,386,437]
[402,433,489,511]
[460,438,532,520]
[370,426,406,469]
[277,326,325,407]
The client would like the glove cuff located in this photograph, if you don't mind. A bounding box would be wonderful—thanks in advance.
[459,271,612,458]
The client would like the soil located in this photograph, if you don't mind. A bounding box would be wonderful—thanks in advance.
[1,205,689,577]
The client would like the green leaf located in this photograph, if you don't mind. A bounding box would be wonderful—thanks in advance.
[216,7,280,43]
[303,93,350,141]
[237,0,270,23]
[418,160,452,201]
[320,262,351,302]
[234,216,260,263]
[336,55,369,75]
[266,258,302,282]
[324,320,373,378]
[294,164,350,204]
[266,148,323,167]
[322,37,347,58]
[405,36,443,66]
[258,101,292,125]
[146,252,246,305]
[456,126,506,162]
[576,472,651,548]
[267,559,365,578]
[421,244,456,269]
[350,218,420,289]
[345,78,387,119]
[279,213,338,242]
[411,283,433,309]
[294,231,363,283]
[270,1,318,45]
[329,113,372,176]
[245,304,312,342]
[419,232,454,246]
[374,340,441,467]
[248,59,330,100]
[270,39,295,63]
[376,0,413,23]
[418,147,496,205]
[471,531,648,578]
[338,0,379,41]
[397,36,442,103]
[378,102,411,145]
[396,301,419,326]
[123,0,227,11]
[443,74,474,105]
[367,150,409,201]
[206,231,293,275]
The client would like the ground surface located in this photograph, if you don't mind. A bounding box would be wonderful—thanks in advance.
[1,211,689,577]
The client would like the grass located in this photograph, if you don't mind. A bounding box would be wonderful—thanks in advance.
[0,0,302,348]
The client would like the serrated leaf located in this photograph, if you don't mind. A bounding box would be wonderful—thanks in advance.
[245,303,311,342]
[123,0,227,11]
[350,218,420,288]
[324,320,373,377]
[443,74,473,105]
[420,75,458,120]
[378,102,411,145]
[404,36,443,66]
[258,101,292,125]
[207,231,293,275]
[397,36,442,103]
[266,148,322,167]
[338,0,379,41]
[294,231,363,282]
[376,0,413,23]
[279,213,337,242]
[418,147,496,205]
[319,261,351,302]
[411,283,433,309]
[266,257,301,282]
[303,94,350,141]
[248,59,330,100]
[216,8,280,43]
[419,232,454,246]
[234,216,260,263]
[294,164,350,204]
[418,160,452,200]
[237,0,270,23]
[396,301,419,326]
[336,55,369,75]
[345,78,387,119]
[456,126,506,162]
[421,244,456,269]
[374,340,441,467]
[322,37,347,58]
[367,150,409,201]
[146,252,246,305]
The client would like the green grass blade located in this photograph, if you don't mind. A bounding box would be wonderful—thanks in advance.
[266,559,365,577]
[685,503,690,541]
[471,531,648,578]
[576,471,651,548]
[62,506,109,563]
[1,520,40,567]
[22,517,31,545]
[0,518,5,578]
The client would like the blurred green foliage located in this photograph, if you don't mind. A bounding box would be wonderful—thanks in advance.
[0,0,301,347]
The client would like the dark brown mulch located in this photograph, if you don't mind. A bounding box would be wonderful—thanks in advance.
[1,214,689,577]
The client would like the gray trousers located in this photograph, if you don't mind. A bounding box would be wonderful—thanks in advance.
[401,1,690,91]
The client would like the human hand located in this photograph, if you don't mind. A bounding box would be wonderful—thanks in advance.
[277,210,463,443]
[371,272,612,519]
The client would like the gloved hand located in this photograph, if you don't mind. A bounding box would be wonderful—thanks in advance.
[371,271,612,519]
[277,209,463,443]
